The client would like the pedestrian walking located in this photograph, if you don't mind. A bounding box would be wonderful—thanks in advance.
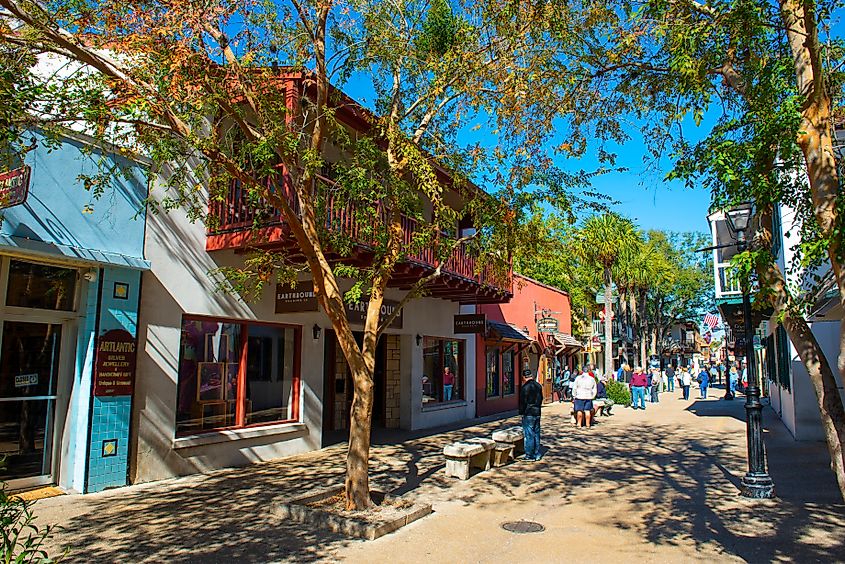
[572,369,598,427]
[729,365,739,395]
[650,368,661,403]
[681,367,692,400]
[630,367,648,410]
[518,371,544,461]
[697,367,710,399]
[665,364,676,392]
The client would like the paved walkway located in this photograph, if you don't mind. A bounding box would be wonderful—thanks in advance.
[33,390,845,563]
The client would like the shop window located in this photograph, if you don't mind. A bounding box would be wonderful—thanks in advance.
[503,350,515,395]
[487,346,517,398]
[421,336,464,405]
[6,260,76,311]
[486,347,500,398]
[175,317,300,436]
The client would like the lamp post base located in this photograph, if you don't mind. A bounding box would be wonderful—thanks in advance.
[740,472,775,499]
[723,391,734,400]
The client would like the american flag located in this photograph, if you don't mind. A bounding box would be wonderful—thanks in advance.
[703,312,720,329]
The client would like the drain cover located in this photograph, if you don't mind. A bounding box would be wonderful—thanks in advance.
[501,520,545,534]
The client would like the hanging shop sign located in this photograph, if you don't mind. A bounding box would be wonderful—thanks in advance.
[454,314,486,333]
[94,329,137,396]
[536,316,559,333]
[275,281,319,313]
[346,298,403,329]
[0,166,31,209]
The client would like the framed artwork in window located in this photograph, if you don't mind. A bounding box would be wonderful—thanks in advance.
[197,362,225,401]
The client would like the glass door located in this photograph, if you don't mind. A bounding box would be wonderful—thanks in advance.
[0,321,62,487]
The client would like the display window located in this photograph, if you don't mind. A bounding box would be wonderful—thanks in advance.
[486,344,517,399]
[175,316,301,436]
[421,336,464,406]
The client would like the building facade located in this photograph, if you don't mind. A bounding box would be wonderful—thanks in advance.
[129,76,512,483]
[0,131,149,493]
[707,205,843,441]
[476,274,576,416]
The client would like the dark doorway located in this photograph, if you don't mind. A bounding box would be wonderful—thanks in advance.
[321,332,387,447]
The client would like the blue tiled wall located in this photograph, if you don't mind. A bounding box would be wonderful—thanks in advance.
[86,267,141,493]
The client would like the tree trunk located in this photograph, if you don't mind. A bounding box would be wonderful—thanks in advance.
[345,360,375,510]
[754,205,845,501]
[604,268,613,374]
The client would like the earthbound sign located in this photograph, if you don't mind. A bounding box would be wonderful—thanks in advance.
[94,329,137,396]
[346,298,403,329]
[275,281,318,313]
[454,314,486,333]
[0,166,31,209]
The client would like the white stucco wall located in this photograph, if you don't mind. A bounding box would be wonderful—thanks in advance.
[132,179,481,483]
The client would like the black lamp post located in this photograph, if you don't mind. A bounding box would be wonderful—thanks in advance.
[723,203,775,499]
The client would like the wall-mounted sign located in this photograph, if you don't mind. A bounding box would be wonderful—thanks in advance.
[536,316,559,333]
[14,373,38,388]
[346,298,403,329]
[0,166,31,209]
[275,281,318,313]
[94,329,137,396]
[454,314,486,333]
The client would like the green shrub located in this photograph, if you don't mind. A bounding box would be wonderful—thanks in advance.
[1,464,65,564]
[605,380,631,407]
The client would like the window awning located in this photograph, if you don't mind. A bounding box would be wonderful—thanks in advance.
[552,332,583,354]
[487,321,532,343]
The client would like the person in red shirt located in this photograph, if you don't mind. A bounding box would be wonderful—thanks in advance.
[629,367,648,410]
[443,366,455,401]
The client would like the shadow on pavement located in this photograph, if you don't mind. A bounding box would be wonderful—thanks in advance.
[34,399,845,563]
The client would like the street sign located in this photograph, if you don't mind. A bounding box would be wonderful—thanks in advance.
[536,316,559,333]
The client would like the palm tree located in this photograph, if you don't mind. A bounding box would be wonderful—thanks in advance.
[572,213,641,374]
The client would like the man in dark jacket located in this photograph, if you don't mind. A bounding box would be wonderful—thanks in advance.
[519,370,544,461]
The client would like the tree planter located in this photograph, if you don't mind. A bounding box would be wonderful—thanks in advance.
[271,487,432,540]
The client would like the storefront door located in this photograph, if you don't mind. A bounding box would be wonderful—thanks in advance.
[0,321,62,488]
[321,332,387,447]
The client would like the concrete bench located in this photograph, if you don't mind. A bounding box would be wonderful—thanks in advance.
[492,427,524,460]
[443,440,494,480]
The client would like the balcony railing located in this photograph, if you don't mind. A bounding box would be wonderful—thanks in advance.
[208,177,512,292]
[716,262,742,297]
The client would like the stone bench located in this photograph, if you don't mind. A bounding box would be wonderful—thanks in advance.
[492,427,524,461]
[443,439,494,480]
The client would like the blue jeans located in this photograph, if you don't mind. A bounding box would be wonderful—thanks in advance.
[522,415,541,459]
[667,378,675,392]
[631,386,646,409]
[700,386,708,398]
[682,385,690,400]
[444,384,453,401]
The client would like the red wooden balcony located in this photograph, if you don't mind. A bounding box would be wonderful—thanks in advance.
[206,177,513,304]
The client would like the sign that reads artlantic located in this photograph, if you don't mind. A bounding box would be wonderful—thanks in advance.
[275,281,319,313]
[536,316,559,333]
[346,298,403,329]
[0,166,31,209]
[94,329,137,396]
[454,314,486,333]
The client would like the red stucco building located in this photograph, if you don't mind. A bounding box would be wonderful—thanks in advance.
[475,274,579,417]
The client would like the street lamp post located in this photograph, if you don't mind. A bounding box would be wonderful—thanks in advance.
[724,203,775,499]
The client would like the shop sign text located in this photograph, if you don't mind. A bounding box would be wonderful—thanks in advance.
[454,314,486,333]
[94,329,137,396]
[346,298,403,329]
[0,166,31,209]
[536,316,559,333]
[14,373,38,388]
[275,281,319,313]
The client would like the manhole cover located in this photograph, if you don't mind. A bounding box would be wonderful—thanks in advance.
[501,520,545,534]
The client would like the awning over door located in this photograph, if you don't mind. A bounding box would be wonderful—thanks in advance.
[552,332,583,354]
[486,321,532,343]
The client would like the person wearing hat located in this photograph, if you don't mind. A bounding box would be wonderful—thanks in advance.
[519,370,544,461]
